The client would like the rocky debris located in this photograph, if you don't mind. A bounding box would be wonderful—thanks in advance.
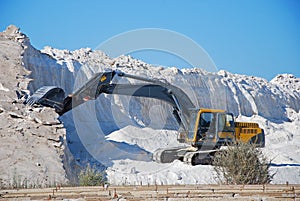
[8,112,24,119]
[0,25,71,188]
[1,25,27,43]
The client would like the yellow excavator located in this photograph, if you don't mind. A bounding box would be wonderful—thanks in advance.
[26,70,265,165]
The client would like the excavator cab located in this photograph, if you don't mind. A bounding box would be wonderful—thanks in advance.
[184,108,264,149]
[185,109,235,147]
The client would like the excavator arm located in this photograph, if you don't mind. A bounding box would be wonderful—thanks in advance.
[26,70,196,132]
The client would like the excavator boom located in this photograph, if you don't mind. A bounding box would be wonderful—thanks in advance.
[26,70,196,131]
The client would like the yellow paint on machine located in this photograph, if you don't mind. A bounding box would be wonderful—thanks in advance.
[235,122,263,143]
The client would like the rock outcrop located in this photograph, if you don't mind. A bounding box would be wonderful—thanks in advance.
[0,25,71,188]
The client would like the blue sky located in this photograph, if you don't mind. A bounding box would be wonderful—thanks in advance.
[1,0,299,80]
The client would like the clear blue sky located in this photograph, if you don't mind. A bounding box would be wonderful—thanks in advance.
[1,0,299,80]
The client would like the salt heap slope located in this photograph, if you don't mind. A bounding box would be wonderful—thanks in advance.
[20,28,300,184]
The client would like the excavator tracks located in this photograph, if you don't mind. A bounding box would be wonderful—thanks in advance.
[182,150,217,166]
[153,147,187,163]
[153,146,218,166]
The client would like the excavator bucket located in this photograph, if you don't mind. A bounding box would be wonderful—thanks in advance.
[25,71,116,115]
[25,86,65,111]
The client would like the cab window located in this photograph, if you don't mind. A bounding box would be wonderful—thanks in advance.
[200,112,214,127]
[218,113,234,131]
[187,110,198,140]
